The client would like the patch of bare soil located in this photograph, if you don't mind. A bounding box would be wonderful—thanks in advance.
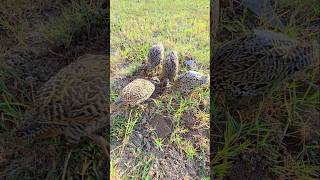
[148,114,173,139]
[212,95,320,179]
[226,149,275,180]
[111,82,209,179]
[113,130,205,179]
[148,146,198,179]
[113,126,201,179]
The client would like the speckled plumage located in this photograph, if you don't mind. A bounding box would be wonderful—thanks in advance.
[162,51,179,84]
[146,43,164,74]
[116,78,156,106]
[174,71,209,94]
[16,54,109,156]
[212,29,319,96]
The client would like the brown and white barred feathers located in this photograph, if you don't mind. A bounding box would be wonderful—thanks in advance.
[211,29,320,96]
[146,43,165,71]
[162,51,179,86]
[16,121,61,140]
[174,71,209,94]
[115,78,156,107]
[16,54,108,143]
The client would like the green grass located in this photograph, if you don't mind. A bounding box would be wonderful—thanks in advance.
[40,0,105,47]
[0,0,108,179]
[211,0,320,179]
[154,138,164,151]
[110,0,209,68]
[110,0,210,178]
[0,64,27,131]
[0,0,52,54]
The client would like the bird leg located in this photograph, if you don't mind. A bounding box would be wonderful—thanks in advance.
[137,104,147,111]
[155,66,161,76]
[87,133,109,159]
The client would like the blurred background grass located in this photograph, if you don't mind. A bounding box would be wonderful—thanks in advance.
[110,0,209,68]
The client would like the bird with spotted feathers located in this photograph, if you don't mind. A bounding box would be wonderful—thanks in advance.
[114,78,159,108]
[174,70,209,94]
[162,51,179,87]
[16,54,109,157]
[144,43,165,76]
[212,29,319,96]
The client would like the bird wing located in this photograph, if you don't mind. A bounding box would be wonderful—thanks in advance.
[30,55,108,125]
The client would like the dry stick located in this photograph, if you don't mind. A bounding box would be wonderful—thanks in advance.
[61,150,72,180]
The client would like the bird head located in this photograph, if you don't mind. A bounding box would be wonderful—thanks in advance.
[165,51,179,67]
[148,43,165,62]
[150,77,161,85]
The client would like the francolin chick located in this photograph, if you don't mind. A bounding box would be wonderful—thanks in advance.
[115,78,159,108]
[174,70,209,94]
[16,54,109,157]
[145,43,164,75]
[162,51,179,87]
[211,29,319,96]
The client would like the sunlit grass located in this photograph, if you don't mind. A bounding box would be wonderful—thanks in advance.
[110,0,209,178]
[110,0,209,66]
